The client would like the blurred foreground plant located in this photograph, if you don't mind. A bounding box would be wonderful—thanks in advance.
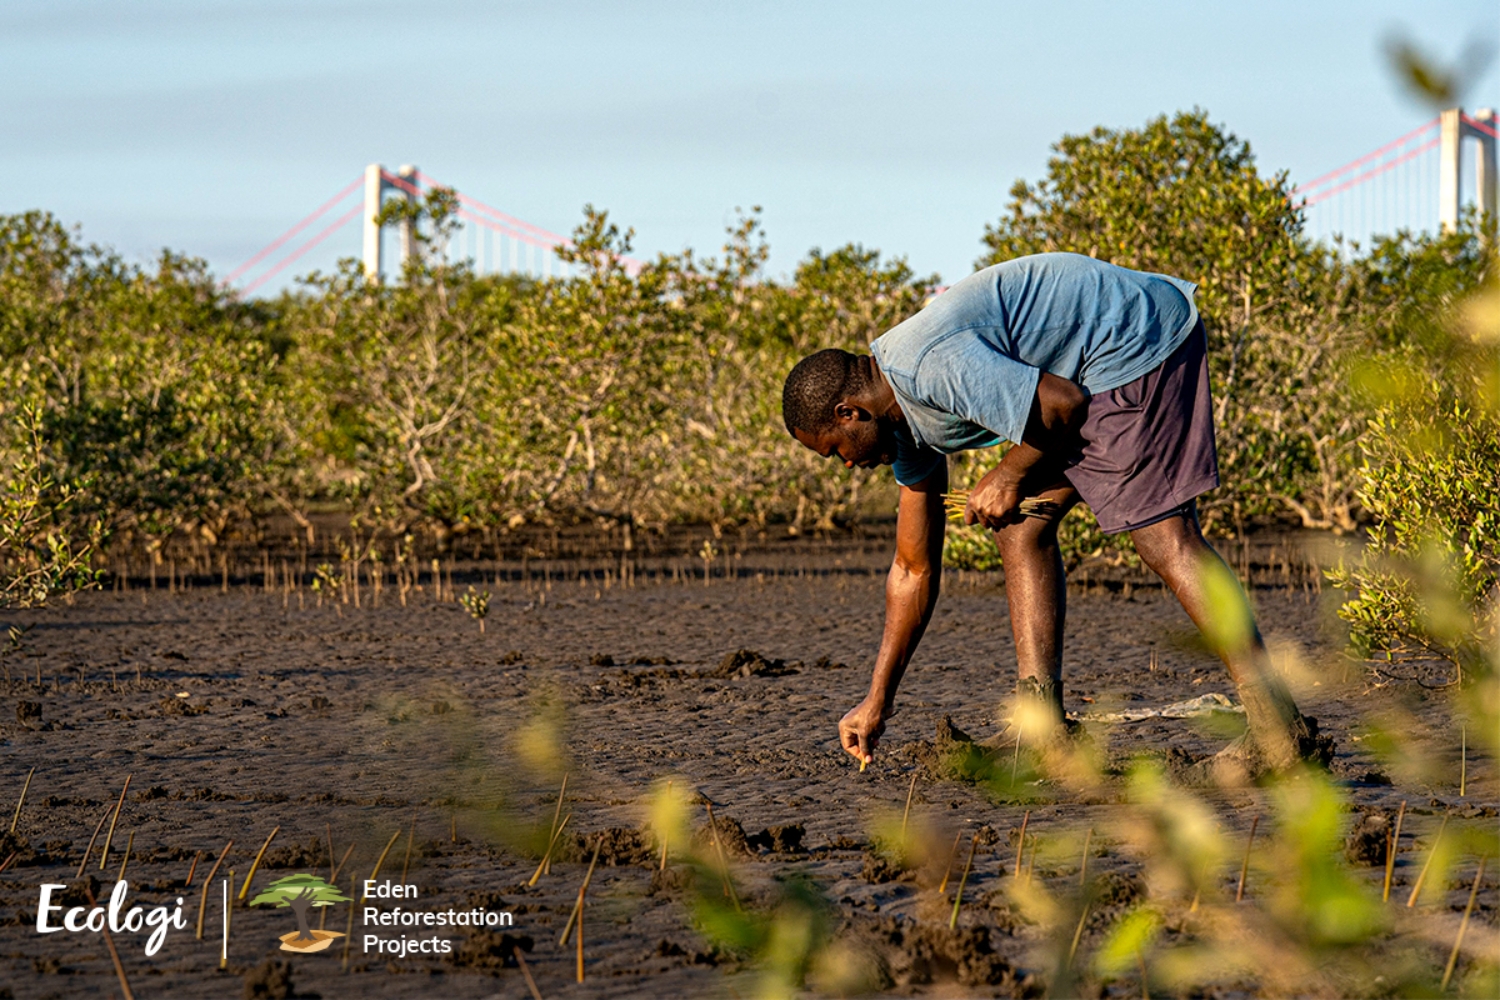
[1330,253,1499,778]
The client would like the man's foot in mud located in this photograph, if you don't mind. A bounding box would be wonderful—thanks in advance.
[978,716,1088,755]
[1186,714,1336,787]
[976,676,1090,755]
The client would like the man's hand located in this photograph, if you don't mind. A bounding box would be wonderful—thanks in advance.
[839,695,888,767]
[964,464,1024,529]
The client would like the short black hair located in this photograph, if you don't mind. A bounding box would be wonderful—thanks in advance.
[782,349,870,434]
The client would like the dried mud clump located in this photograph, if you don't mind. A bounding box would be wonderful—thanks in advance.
[464,889,507,910]
[448,930,534,970]
[262,837,327,870]
[571,826,656,867]
[711,649,798,679]
[1344,811,1391,866]
[242,958,294,1000]
[611,666,692,692]
[909,715,994,783]
[846,916,1039,993]
[696,812,754,857]
[55,876,100,907]
[648,865,693,896]
[1083,870,1148,931]
[1093,869,1146,907]
[860,848,914,884]
[1296,714,1338,769]
[0,831,40,866]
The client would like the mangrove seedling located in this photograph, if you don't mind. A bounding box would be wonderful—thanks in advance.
[459,587,491,633]
[942,490,1060,522]
[311,564,340,608]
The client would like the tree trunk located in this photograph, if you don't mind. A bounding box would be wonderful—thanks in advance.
[288,897,314,940]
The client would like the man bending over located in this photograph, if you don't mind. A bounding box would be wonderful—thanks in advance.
[781,252,1327,782]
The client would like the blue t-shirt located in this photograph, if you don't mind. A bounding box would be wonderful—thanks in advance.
[869,253,1199,485]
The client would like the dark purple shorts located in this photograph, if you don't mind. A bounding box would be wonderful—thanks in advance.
[1062,321,1220,534]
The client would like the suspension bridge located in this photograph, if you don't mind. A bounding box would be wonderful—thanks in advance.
[225,107,1497,297]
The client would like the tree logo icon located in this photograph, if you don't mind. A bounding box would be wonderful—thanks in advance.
[249,874,352,953]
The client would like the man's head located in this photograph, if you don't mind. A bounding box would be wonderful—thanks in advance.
[781,349,897,468]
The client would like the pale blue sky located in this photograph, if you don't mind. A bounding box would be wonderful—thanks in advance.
[3,0,1496,291]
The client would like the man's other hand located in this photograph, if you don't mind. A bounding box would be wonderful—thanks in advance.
[839,695,887,766]
[964,466,1023,529]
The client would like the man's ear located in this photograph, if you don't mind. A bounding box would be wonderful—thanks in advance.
[832,400,869,423]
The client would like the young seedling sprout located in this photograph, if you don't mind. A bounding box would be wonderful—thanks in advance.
[364,828,404,899]
[9,766,35,835]
[900,771,918,840]
[83,883,136,1000]
[545,773,569,875]
[459,587,491,633]
[1383,801,1406,902]
[116,831,134,882]
[1441,856,1487,990]
[528,813,573,886]
[1459,725,1467,797]
[342,870,358,970]
[703,801,742,912]
[558,836,602,946]
[1013,810,1031,878]
[400,811,418,884]
[515,947,544,1000]
[948,834,979,929]
[938,830,964,895]
[99,774,132,871]
[1236,815,1260,902]
[1406,814,1449,907]
[196,839,234,940]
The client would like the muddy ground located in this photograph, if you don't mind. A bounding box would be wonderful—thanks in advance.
[0,540,1494,999]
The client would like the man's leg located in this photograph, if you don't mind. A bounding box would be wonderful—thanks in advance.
[1130,505,1316,771]
[994,483,1081,731]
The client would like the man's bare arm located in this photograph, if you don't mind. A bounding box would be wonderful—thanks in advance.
[838,462,948,764]
[965,372,1088,529]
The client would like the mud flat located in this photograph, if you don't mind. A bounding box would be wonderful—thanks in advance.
[0,561,1492,998]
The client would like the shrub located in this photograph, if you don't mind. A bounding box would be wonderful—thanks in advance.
[1330,271,1500,684]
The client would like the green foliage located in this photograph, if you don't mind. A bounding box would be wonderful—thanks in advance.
[690,867,835,999]
[249,873,352,908]
[1330,270,1500,683]
[979,109,1304,335]
[0,212,278,544]
[1,108,1493,577]
[0,404,102,607]
[1267,773,1385,945]
[268,204,936,537]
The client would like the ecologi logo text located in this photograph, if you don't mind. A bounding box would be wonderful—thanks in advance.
[250,874,352,953]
